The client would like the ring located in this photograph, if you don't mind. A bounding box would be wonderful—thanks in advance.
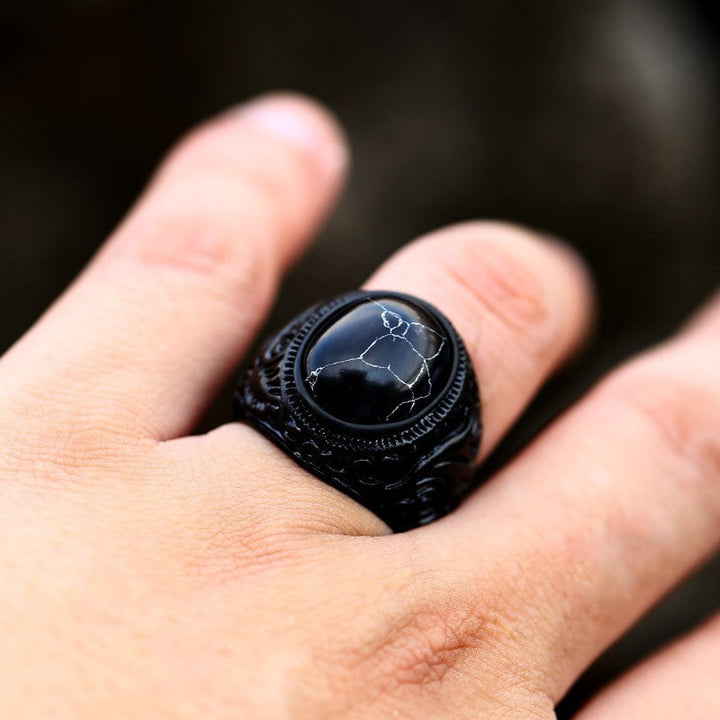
[234,291,482,531]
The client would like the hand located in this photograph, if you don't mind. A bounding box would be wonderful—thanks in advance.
[0,94,718,719]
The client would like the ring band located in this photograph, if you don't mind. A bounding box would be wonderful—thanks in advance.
[234,291,482,531]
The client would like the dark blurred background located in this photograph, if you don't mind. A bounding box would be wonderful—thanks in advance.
[1,0,718,715]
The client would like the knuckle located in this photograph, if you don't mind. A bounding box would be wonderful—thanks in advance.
[122,208,275,306]
[350,557,536,702]
[353,598,543,716]
[428,223,556,355]
[117,113,327,298]
[1,413,136,486]
[131,210,236,272]
[603,360,720,480]
[365,607,472,692]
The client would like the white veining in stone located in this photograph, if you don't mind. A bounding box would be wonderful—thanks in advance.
[306,300,446,421]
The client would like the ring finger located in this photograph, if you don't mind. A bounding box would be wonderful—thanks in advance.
[195,220,594,535]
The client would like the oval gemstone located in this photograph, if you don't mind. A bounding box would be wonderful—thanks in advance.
[302,296,451,424]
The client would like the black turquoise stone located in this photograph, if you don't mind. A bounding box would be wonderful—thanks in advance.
[233,289,481,532]
[301,296,452,425]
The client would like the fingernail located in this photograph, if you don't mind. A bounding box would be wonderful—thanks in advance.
[234,94,348,174]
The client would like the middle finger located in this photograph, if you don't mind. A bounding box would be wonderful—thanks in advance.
[365,221,593,457]
[191,220,593,538]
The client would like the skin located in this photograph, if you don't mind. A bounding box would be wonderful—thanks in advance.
[0,93,718,719]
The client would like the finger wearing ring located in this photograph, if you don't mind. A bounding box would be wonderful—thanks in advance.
[228,222,592,535]
[234,290,481,531]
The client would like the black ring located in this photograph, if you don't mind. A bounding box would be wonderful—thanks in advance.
[233,291,482,532]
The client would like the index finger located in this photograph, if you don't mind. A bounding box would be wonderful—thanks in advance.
[0,95,347,441]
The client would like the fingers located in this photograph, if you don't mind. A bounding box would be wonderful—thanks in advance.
[365,222,594,456]
[432,290,720,702]
[195,221,594,536]
[577,614,720,719]
[1,94,346,440]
